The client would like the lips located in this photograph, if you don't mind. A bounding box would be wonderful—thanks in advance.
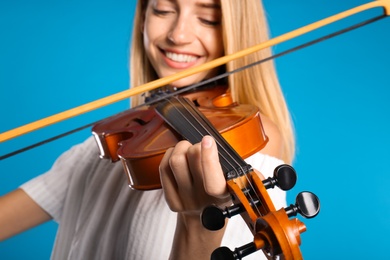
[165,51,198,63]
[159,48,201,70]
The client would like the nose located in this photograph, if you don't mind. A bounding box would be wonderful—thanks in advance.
[167,15,195,45]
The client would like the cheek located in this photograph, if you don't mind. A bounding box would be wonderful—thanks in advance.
[142,34,154,68]
[205,31,224,59]
[143,13,170,44]
[143,18,154,48]
[143,20,160,64]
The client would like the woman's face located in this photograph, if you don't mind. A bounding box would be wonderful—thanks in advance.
[143,0,223,88]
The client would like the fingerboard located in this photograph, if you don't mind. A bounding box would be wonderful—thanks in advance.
[155,96,252,180]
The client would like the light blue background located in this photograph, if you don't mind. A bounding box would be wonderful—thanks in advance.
[1,0,389,259]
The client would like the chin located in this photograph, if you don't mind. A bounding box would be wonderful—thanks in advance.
[160,72,209,89]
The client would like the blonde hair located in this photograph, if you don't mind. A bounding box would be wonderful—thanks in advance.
[130,0,295,163]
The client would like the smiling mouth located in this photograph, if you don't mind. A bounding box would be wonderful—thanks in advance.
[165,51,199,63]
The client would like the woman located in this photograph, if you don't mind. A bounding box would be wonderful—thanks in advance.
[0,0,294,259]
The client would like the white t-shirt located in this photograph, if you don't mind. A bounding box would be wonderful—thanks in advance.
[21,136,286,259]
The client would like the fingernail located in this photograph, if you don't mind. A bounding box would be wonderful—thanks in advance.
[202,135,213,148]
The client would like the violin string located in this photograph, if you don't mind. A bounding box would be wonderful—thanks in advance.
[0,13,385,161]
[163,97,265,217]
[173,97,245,173]
[163,97,258,211]
[178,97,268,217]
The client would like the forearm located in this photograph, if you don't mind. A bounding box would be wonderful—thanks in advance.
[0,188,51,241]
[169,213,226,260]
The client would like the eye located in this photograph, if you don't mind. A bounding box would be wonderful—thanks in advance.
[199,18,221,26]
[152,7,174,16]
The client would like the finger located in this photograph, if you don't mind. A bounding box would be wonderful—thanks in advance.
[168,140,194,191]
[159,147,182,211]
[201,136,229,198]
[186,143,204,190]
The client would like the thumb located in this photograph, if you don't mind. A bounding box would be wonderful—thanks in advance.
[201,135,228,198]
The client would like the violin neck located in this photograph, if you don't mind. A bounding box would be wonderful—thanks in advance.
[155,96,251,180]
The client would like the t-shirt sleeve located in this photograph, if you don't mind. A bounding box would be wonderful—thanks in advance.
[19,137,97,222]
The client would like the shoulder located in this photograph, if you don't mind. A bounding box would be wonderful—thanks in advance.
[259,114,283,160]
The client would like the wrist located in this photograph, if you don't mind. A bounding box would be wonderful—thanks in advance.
[169,212,227,260]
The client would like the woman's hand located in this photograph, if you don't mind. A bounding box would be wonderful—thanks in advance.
[159,135,230,215]
[159,135,230,259]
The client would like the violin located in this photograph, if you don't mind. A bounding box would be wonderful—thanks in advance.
[92,84,320,259]
[92,85,267,190]
[1,1,389,259]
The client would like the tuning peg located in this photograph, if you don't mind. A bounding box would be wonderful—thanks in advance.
[285,191,320,218]
[262,164,297,191]
[201,204,244,231]
[202,164,298,231]
[211,243,257,260]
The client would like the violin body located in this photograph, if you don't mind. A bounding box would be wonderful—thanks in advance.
[92,85,268,190]
[92,85,320,259]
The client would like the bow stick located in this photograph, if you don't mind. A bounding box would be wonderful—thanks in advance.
[0,0,389,143]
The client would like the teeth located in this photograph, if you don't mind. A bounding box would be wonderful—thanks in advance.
[166,51,197,63]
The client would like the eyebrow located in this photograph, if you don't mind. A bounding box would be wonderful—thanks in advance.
[162,0,221,10]
[196,2,221,9]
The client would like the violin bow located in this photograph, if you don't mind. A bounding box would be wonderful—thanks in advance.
[0,0,389,143]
